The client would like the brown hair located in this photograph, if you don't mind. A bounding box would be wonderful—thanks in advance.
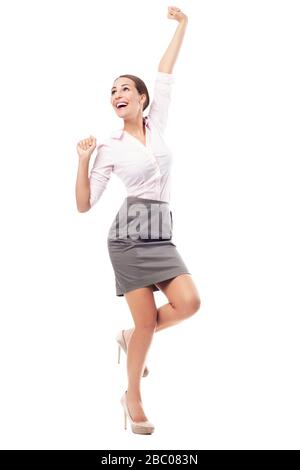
[115,74,150,112]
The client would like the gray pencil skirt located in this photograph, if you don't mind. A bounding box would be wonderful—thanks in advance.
[107,196,191,297]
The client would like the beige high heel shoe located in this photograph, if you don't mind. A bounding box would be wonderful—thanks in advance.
[116,329,149,377]
[120,391,155,435]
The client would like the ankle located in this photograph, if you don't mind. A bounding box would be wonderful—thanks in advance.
[127,390,142,403]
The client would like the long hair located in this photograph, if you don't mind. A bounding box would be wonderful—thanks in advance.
[115,74,150,112]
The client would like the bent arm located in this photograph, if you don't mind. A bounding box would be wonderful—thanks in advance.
[88,143,114,208]
[158,18,188,74]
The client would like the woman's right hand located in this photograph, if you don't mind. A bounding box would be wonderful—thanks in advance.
[77,135,97,159]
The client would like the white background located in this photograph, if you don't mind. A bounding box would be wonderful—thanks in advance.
[0,0,299,450]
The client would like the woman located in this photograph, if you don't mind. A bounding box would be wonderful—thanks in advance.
[75,6,201,435]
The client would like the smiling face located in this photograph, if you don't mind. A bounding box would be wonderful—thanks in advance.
[111,77,146,119]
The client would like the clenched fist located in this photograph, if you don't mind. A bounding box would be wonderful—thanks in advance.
[167,6,188,23]
[76,135,97,159]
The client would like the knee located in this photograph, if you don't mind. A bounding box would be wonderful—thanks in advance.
[187,294,201,315]
[176,294,201,318]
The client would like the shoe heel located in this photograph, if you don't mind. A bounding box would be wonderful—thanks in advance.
[117,344,121,364]
[121,391,155,435]
[124,409,127,430]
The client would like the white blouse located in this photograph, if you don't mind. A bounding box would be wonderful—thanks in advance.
[89,71,175,207]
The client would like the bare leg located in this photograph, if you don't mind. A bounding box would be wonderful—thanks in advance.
[155,274,201,330]
[124,274,201,344]
[123,286,158,422]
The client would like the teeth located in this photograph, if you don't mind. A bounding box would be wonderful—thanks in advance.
[117,102,128,108]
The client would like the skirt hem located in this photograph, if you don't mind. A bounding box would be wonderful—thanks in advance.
[116,269,191,297]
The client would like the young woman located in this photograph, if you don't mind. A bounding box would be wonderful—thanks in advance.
[75,6,201,435]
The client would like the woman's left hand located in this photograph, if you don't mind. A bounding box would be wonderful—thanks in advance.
[167,6,188,23]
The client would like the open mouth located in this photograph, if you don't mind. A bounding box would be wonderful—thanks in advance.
[116,102,128,109]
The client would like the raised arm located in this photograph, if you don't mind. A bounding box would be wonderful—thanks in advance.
[147,7,188,133]
[158,6,188,74]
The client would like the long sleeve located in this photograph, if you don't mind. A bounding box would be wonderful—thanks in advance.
[89,142,114,207]
[147,71,175,135]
